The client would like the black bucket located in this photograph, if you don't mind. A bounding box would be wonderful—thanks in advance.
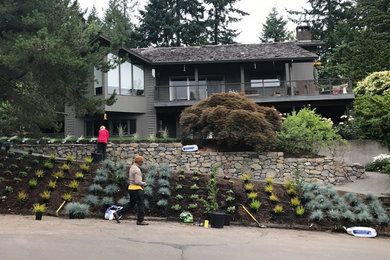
[209,212,225,228]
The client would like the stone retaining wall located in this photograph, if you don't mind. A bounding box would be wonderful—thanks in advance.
[13,142,366,185]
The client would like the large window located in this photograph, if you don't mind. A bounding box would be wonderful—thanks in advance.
[94,67,103,95]
[169,76,223,101]
[112,119,136,136]
[106,53,145,96]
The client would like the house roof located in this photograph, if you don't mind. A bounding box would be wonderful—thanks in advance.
[130,42,318,65]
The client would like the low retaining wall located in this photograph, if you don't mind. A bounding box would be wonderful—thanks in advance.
[13,142,366,185]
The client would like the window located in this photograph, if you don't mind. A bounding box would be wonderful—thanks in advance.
[94,67,103,95]
[120,61,132,95]
[106,53,145,96]
[133,64,144,96]
[107,54,119,94]
[251,79,280,88]
[112,119,136,136]
[169,76,223,101]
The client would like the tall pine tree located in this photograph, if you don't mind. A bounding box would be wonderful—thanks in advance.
[204,0,248,45]
[102,0,136,48]
[135,0,206,47]
[260,7,292,42]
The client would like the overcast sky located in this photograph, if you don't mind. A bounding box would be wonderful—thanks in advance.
[78,0,309,44]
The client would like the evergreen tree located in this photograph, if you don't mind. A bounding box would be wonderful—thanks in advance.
[135,0,207,47]
[260,7,292,42]
[102,0,136,48]
[288,0,355,78]
[0,0,114,135]
[204,0,248,45]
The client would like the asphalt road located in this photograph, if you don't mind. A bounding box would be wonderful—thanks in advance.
[1,215,389,260]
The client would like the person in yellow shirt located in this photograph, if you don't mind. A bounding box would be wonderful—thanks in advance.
[114,155,149,225]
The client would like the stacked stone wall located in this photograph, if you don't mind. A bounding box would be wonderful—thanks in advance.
[13,142,365,185]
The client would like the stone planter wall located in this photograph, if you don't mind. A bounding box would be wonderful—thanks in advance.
[13,142,366,185]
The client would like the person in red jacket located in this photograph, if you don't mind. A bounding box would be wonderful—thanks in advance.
[97,125,109,160]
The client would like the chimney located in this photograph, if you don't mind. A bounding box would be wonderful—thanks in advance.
[296,26,312,41]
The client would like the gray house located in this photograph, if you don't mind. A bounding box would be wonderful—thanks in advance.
[65,27,354,138]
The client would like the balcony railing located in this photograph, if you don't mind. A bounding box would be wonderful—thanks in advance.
[155,78,352,102]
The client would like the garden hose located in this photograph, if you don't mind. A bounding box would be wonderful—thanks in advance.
[241,205,265,228]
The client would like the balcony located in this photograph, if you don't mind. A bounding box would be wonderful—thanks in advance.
[154,79,354,107]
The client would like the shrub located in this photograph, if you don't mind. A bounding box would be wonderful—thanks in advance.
[93,174,107,183]
[40,190,51,201]
[277,107,343,155]
[273,205,283,214]
[65,203,90,218]
[157,199,169,208]
[191,176,200,182]
[49,154,57,162]
[62,193,72,202]
[175,194,184,200]
[226,196,235,202]
[60,163,70,172]
[328,209,341,221]
[84,157,93,165]
[226,189,234,194]
[247,192,258,200]
[104,184,119,196]
[287,188,297,196]
[269,193,279,202]
[190,184,199,190]
[19,171,28,178]
[158,187,171,197]
[117,197,130,206]
[35,170,44,178]
[44,161,54,170]
[357,211,374,223]
[284,180,293,189]
[80,163,89,173]
[188,203,198,209]
[343,210,356,222]
[144,186,154,197]
[52,171,64,179]
[66,155,75,164]
[303,192,315,201]
[100,197,114,207]
[178,174,185,180]
[175,184,183,190]
[296,205,305,216]
[18,191,28,202]
[32,203,47,213]
[245,183,254,192]
[145,176,155,187]
[82,195,99,206]
[344,193,360,207]
[13,177,22,183]
[180,93,282,151]
[5,186,13,192]
[29,178,37,188]
[227,206,236,213]
[241,173,250,182]
[68,180,79,190]
[250,200,262,212]
[290,197,300,207]
[96,168,109,177]
[264,185,273,194]
[190,194,199,200]
[8,163,18,170]
[158,179,170,187]
[266,178,274,185]
[377,213,389,225]
[89,184,103,194]
[309,210,324,222]
[75,172,84,180]
[159,163,171,178]
[171,204,182,211]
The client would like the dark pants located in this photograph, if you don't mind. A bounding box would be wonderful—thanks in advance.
[117,189,145,222]
[97,142,107,160]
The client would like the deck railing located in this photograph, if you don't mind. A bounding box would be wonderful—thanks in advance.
[155,78,352,102]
